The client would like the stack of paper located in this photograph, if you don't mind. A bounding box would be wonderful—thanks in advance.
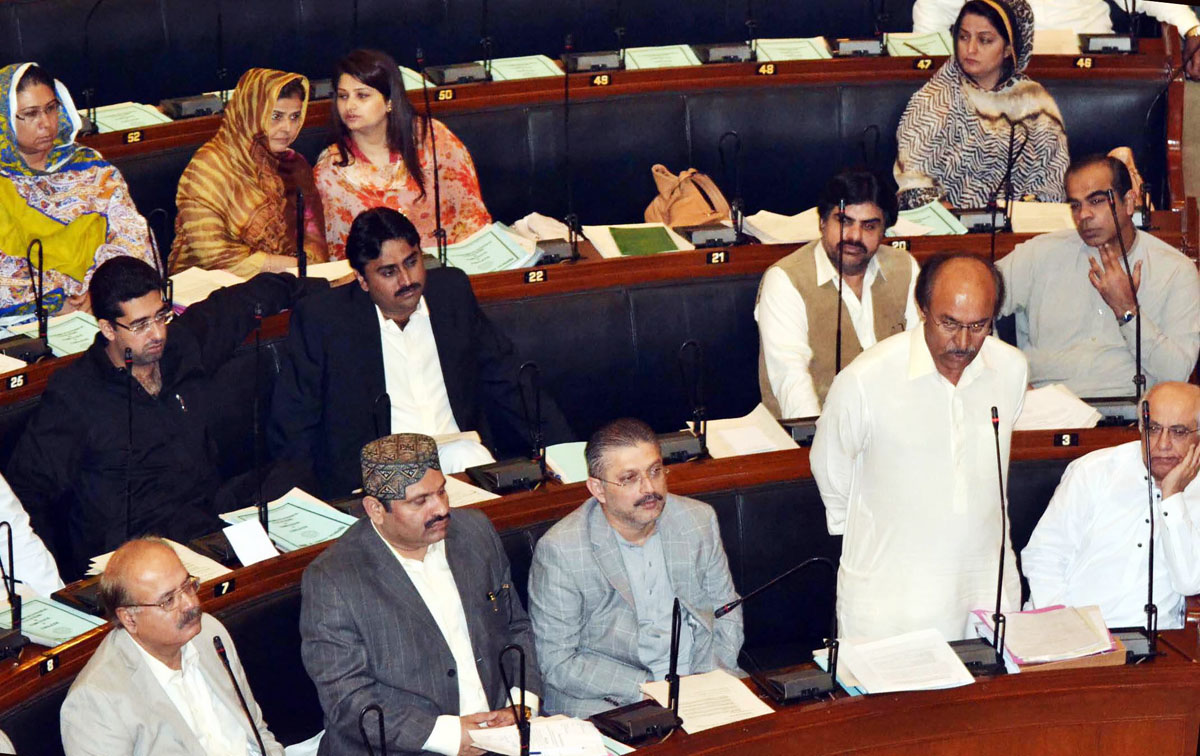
[753,37,832,61]
[1010,202,1074,234]
[885,32,953,57]
[622,45,702,70]
[581,223,693,259]
[88,539,231,581]
[0,352,25,372]
[444,475,500,508]
[693,403,798,459]
[742,209,820,244]
[1015,384,1102,430]
[482,55,564,81]
[898,201,968,235]
[399,66,434,91]
[424,223,541,275]
[972,605,1115,666]
[838,628,975,694]
[220,488,357,552]
[0,594,104,648]
[641,669,774,734]
[10,310,100,357]
[470,715,608,756]
[92,102,173,133]
[545,441,588,484]
[169,267,245,311]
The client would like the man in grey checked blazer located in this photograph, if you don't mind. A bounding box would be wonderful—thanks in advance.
[300,434,540,756]
[529,418,743,718]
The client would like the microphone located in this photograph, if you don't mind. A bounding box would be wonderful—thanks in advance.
[124,347,134,541]
[718,557,840,702]
[479,0,494,80]
[719,131,745,241]
[614,0,627,68]
[465,364,545,493]
[745,0,758,57]
[561,36,582,263]
[679,341,707,458]
[518,362,546,479]
[1114,400,1160,662]
[296,190,307,278]
[358,704,387,756]
[82,0,111,134]
[215,0,229,105]
[500,644,530,756]
[212,636,269,756]
[0,521,29,661]
[665,599,681,718]
[26,240,47,344]
[371,392,391,440]
[1104,187,1145,399]
[834,199,846,374]
[415,49,449,268]
[252,303,268,534]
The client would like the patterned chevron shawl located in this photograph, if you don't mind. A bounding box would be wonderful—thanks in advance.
[893,0,1069,210]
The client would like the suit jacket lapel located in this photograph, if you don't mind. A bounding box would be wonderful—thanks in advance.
[355,520,447,647]
[113,631,208,756]
[587,500,636,611]
[351,287,389,434]
[424,271,470,429]
[444,520,494,695]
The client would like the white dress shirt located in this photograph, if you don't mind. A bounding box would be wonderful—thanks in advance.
[133,640,254,756]
[1022,440,1200,629]
[811,329,1028,641]
[0,472,62,597]
[754,242,921,418]
[999,229,1200,398]
[377,301,494,473]
[374,527,535,756]
[913,0,1198,36]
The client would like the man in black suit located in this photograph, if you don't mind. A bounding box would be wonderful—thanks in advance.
[269,207,572,498]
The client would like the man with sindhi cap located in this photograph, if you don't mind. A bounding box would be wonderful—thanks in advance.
[300,433,539,756]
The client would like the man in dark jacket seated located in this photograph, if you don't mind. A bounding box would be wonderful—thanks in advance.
[269,207,573,499]
[6,257,323,579]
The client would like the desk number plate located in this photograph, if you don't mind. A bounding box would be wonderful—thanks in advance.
[756,63,776,76]
[914,58,934,71]
[124,130,143,144]
[1053,433,1080,447]
[214,578,237,597]
[39,653,60,675]
[707,250,730,265]
[5,373,26,391]
[590,74,612,87]
[1074,57,1094,70]
[524,270,547,284]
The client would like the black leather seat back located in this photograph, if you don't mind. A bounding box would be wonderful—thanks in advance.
[442,107,539,225]
[0,674,72,756]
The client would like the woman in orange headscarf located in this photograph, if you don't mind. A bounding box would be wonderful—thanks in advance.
[171,68,327,276]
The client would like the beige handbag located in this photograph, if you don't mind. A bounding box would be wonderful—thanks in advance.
[644,164,731,226]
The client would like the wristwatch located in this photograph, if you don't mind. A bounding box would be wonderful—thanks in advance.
[1120,309,1136,325]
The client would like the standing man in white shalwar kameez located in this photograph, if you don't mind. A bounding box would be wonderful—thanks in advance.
[811,252,1028,641]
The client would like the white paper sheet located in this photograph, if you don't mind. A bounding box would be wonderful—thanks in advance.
[444,475,500,508]
[753,37,832,61]
[222,520,280,567]
[972,605,1113,664]
[623,45,702,70]
[469,715,607,756]
[694,403,798,459]
[838,628,975,694]
[169,267,245,309]
[742,208,820,244]
[1015,384,1102,430]
[220,488,356,552]
[483,55,565,81]
[284,259,353,281]
[88,539,232,582]
[885,31,953,57]
[1010,202,1075,234]
[641,669,774,734]
[898,201,968,236]
[9,310,100,357]
[1033,29,1081,56]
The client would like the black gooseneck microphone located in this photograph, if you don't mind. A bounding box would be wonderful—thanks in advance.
[666,599,682,718]
[124,347,134,541]
[500,644,531,756]
[562,36,583,263]
[358,704,387,756]
[719,131,744,240]
[1105,188,1145,399]
[371,392,391,440]
[518,361,546,478]
[81,0,111,133]
[296,190,307,278]
[989,407,1008,666]
[215,0,229,105]
[479,0,495,80]
[0,521,28,661]
[834,199,846,374]
[745,0,758,56]
[416,49,449,268]
[25,239,47,345]
[212,636,269,756]
[1115,400,1160,662]
[678,340,708,458]
[252,303,268,534]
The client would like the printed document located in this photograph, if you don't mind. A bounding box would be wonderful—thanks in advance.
[641,669,774,734]
[838,628,975,693]
[221,488,356,552]
[469,715,607,756]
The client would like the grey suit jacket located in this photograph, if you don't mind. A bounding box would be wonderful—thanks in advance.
[59,614,284,756]
[529,494,743,717]
[300,511,540,756]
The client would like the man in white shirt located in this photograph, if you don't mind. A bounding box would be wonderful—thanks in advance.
[60,538,283,756]
[0,471,62,597]
[1023,381,1200,629]
[812,252,1028,641]
[755,171,920,418]
[998,154,1200,398]
[300,434,539,756]
[913,0,1200,77]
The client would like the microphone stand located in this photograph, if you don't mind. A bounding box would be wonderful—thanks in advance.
[358,704,387,756]
[480,0,495,80]
[518,362,546,480]
[834,199,846,374]
[416,49,449,268]
[719,132,745,240]
[501,644,530,756]
[745,0,758,57]
[1114,400,1160,662]
[124,347,134,541]
[665,599,681,719]
[212,637,268,756]
[25,239,48,346]
[0,521,28,660]
[678,341,707,458]
[215,0,228,105]
[252,304,267,535]
[296,190,307,278]
[563,36,583,263]
[82,0,110,133]
[1105,189,1145,399]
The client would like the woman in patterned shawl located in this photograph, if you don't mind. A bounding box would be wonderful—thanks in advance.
[171,68,328,276]
[894,0,1069,210]
[314,49,491,259]
[0,62,154,321]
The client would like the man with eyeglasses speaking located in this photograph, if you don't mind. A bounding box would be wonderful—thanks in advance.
[61,537,284,755]
[5,256,323,579]
[1022,382,1200,629]
[527,418,743,717]
[812,252,1028,642]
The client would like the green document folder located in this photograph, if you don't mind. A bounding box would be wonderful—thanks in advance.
[609,226,680,256]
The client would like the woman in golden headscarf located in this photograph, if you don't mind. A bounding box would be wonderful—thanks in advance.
[171,68,327,276]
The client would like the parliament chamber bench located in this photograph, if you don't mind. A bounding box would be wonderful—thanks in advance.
[72,35,1187,256]
[0,426,1150,756]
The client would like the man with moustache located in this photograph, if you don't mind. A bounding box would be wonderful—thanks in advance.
[269,207,573,498]
[6,256,319,580]
[1023,381,1200,629]
[998,154,1200,398]
[755,170,920,418]
[60,538,284,755]
[812,253,1028,641]
[300,434,539,756]
[528,418,742,717]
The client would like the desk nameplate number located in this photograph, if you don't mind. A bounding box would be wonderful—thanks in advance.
[707,250,730,265]
[590,74,612,87]
[756,63,776,76]
[436,88,455,102]
[524,270,547,284]
[891,239,910,251]
[124,130,143,144]
[39,654,60,675]
[214,578,237,597]
[1074,57,1094,70]
[1053,433,1080,447]
[5,373,26,391]
[914,58,934,71]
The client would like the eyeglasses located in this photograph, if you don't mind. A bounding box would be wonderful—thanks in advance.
[14,100,60,123]
[112,308,174,335]
[1146,422,1199,440]
[596,464,669,489]
[934,316,991,336]
[121,575,200,612]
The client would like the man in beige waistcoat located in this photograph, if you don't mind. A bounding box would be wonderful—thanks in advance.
[755,171,920,418]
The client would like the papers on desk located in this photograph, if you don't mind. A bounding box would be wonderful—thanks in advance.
[545,441,589,484]
[582,223,693,258]
[92,102,173,133]
[0,352,25,373]
[971,605,1114,666]
[885,31,953,57]
[1015,384,1102,431]
[898,201,968,236]
[285,259,353,281]
[622,44,702,70]
[0,595,104,648]
[444,475,500,508]
[1010,201,1075,233]
[484,55,565,80]
[753,37,832,61]
[424,223,541,275]
[469,715,607,756]
[9,310,99,357]
[399,66,434,91]
[838,628,975,694]
[222,520,279,567]
[1033,29,1081,56]
[694,403,798,459]
[221,488,357,552]
[886,215,935,238]
[511,212,571,243]
[641,669,773,734]
[742,208,820,244]
[88,539,231,581]
[814,646,865,696]
[169,267,245,310]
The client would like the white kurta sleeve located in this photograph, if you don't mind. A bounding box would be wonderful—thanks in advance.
[810,371,869,536]
[755,266,821,418]
[903,256,921,330]
[0,473,62,597]
[911,0,960,34]
[1139,2,1199,34]
[1020,459,1091,609]
[1156,487,1200,597]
